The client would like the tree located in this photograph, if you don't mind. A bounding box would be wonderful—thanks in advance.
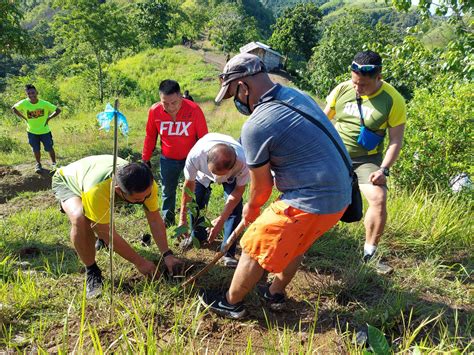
[305,10,399,98]
[178,2,209,44]
[52,0,137,103]
[393,78,473,193]
[269,2,322,64]
[390,0,472,18]
[207,2,259,53]
[134,0,175,48]
[238,0,275,38]
[0,0,37,56]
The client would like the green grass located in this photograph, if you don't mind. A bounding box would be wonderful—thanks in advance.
[0,47,472,353]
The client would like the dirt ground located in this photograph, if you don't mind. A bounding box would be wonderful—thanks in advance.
[0,163,347,352]
[0,165,56,218]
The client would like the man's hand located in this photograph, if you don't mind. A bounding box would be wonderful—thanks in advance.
[164,254,184,276]
[369,170,387,185]
[136,259,158,278]
[207,217,224,243]
[243,203,261,225]
[142,160,152,169]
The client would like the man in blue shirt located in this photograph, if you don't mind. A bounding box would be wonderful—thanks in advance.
[198,53,352,319]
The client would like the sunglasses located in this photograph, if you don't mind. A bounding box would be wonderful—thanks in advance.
[120,191,151,205]
[350,61,382,73]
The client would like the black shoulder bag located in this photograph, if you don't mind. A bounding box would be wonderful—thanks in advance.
[265,100,363,223]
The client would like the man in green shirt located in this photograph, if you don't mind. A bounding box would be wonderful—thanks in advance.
[52,155,183,299]
[324,51,406,273]
[12,84,61,173]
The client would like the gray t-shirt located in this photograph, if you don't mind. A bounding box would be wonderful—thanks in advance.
[184,133,250,187]
[241,84,351,214]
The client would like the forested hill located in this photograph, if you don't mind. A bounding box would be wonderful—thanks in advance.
[1,0,471,195]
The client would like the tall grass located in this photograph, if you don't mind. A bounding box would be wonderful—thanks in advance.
[0,47,472,353]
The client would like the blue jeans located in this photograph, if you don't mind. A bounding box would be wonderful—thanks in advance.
[191,180,242,258]
[159,156,186,226]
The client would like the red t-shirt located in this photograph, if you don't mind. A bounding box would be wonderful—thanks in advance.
[142,99,208,161]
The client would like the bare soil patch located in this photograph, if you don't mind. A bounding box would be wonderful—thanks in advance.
[0,164,53,202]
[0,164,56,217]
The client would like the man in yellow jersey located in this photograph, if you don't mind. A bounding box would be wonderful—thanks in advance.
[324,51,406,274]
[12,84,61,173]
[52,155,182,298]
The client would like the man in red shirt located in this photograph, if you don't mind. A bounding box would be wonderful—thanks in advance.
[142,80,208,227]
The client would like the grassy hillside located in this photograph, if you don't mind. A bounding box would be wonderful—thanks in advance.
[0,47,472,352]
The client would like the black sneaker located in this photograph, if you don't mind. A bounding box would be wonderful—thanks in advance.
[35,163,42,173]
[141,233,152,247]
[198,290,247,319]
[86,269,103,299]
[95,238,108,251]
[256,284,286,311]
[363,253,374,263]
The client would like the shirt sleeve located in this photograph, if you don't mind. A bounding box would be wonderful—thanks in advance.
[241,120,272,168]
[143,181,159,212]
[183,153,198,181]
[142,107,159,161]
[326,83,343,109]
[44,100,57,113]
[193,105,208,139]
[13,100,24,109]
[387,92,407,127]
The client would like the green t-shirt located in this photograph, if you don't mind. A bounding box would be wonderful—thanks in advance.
[13,98,57,135]
[55,155,159,224]
[326,80,407,158]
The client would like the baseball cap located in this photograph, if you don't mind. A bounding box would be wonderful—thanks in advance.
[215,53,266,104]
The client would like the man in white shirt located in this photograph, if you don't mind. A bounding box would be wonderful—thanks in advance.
[178,133,249,267]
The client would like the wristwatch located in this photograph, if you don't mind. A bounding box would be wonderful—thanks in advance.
[379,167,390,177]
[162,249,174,258]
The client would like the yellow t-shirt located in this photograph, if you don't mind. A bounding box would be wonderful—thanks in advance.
[326,80,407,157]
[57,155,159,224]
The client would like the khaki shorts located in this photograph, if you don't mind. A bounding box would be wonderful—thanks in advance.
[240,200,346,273]
[352,154,383,185]
[52,173,79,203]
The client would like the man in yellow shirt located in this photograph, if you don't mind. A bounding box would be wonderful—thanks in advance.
[12,84,61,172]
[52,155,182,298]
[324,51,406,273]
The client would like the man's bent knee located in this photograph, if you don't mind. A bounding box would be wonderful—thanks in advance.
[360,185,387,206]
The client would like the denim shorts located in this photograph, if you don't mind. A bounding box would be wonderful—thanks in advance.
[27,132,54,152]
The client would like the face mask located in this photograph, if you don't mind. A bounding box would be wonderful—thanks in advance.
[233,84,252,116]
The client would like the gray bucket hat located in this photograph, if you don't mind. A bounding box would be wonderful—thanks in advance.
[215,53,266,104]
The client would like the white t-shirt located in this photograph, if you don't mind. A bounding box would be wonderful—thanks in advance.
[184,133,250,187]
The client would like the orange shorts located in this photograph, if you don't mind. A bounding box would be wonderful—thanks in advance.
[240,200,346,273]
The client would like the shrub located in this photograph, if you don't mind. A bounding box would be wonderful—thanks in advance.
[0,131,21,153]
[393,77,473,194]
[57,73,98,110]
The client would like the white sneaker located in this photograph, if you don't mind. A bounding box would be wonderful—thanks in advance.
[223,256,238,268]
[179,236,193,250]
